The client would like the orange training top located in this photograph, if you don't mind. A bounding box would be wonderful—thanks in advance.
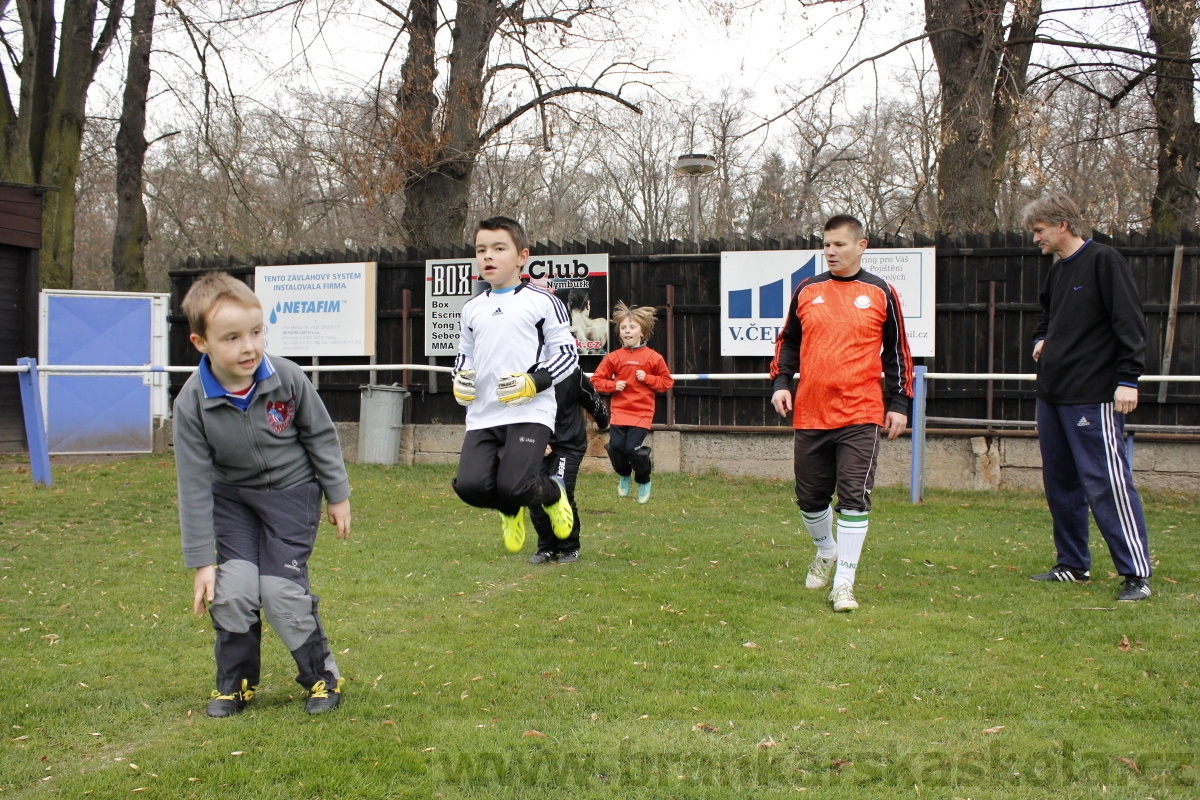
[591,345,674,429]
[769,270,913,430]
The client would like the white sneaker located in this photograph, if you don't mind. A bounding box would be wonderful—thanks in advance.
[829,583,858,612]
[805,549,836,589]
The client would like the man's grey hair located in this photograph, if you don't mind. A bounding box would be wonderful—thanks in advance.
[1021,193,1083,236]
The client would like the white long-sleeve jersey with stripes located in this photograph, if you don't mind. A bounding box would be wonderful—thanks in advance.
[453,281,579,431]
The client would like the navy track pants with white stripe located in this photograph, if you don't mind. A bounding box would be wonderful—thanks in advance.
[1037,399,1151,578]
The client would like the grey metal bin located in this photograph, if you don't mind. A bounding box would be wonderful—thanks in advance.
[358,384,410,465]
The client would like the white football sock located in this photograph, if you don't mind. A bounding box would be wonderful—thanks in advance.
[833,511,869,588]
[801,506,836,558]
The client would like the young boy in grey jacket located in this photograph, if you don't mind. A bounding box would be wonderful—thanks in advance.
[175,272,351,717]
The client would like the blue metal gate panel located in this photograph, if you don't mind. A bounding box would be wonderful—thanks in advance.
[45,295,153,453]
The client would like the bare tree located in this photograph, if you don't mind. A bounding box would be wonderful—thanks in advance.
[924,0,1041,232]
[1,0,124,288]
[376,0,644,248]
[1141,0,1199,232]
[111,0,157,292]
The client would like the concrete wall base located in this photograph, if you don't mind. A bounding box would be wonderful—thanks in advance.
[159,421,1200,493]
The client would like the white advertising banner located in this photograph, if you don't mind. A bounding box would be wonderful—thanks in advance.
[425,254,611,356]
[255,263,376,356]
[719,249,936,357]
[426,258,479,356]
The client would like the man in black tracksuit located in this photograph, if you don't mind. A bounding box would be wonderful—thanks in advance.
[1023,193,1152,602]
[527,367,610,563]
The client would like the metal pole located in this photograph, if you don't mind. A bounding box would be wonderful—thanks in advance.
[910,365,928,504]
[665,284,676,427]
[986,280,996,425]
[689,177,700,252]
[16,358,53,486]
[401,288,412,391]
[401,288,413,425]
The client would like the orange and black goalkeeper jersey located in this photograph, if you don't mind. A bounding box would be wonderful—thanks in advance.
[770,269,913,430]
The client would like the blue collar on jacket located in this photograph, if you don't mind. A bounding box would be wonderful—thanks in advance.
[199,353,276,403]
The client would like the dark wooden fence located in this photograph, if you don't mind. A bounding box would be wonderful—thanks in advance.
[168,230,1200,429]
[0,183,44,452]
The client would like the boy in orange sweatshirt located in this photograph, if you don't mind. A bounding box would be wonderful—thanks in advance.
[590,302,674,503]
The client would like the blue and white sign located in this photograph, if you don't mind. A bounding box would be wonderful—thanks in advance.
[254,263,377,356]
[719,249,936,357]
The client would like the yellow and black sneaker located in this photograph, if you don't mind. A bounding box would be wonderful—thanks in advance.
[206,679,255,717]
[544,476,575,540]
[305,677,344,714]
[500,511,526,553]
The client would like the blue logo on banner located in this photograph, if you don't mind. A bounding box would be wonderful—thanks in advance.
[269,300,343,324]
[728,256,817,319]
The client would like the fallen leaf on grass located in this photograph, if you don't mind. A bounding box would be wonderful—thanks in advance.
[743,642,759,649]
[1163,576,1178,584]
[831,758,852,773]
[1118,635,1131,652]
[1115,756,1140,774]
[692,723,718,733]
[421,747,436,753]
[757,737,777,749]
[188,778,201,782]
[981,726,1006,735]
[230,751,244,756]
[381,720,395,726]
[523,730,547,738]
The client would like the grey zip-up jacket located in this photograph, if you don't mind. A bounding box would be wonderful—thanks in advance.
[174,354,350,568]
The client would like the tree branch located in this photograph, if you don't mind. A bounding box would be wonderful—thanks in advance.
[1012,34,1200,64]
[90,0,126,80]
[744,27,967,137]
[478,86,641,145]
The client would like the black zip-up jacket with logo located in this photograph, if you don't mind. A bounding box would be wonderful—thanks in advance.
[1032,240,1146,405]
[549,367,610,453]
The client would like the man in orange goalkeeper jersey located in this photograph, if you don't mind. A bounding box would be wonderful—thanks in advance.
[770,215,914,612]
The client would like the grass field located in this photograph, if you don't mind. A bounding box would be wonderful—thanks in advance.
[1,456,1197,798]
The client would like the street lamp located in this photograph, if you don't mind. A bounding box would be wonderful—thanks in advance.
[675,153,717,251]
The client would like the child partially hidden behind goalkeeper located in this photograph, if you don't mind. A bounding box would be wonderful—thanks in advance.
[451,216,579,552]
[175,273,351,717]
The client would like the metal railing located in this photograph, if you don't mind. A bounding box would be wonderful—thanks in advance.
[9,359,1200,496]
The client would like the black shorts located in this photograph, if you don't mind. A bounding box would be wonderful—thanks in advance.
[792,424,880,513]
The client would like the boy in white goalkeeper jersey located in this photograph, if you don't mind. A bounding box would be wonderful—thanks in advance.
[451,216,579,553]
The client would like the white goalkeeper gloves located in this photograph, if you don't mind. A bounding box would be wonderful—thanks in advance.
[496,373,538,406]
[452,370,476,406]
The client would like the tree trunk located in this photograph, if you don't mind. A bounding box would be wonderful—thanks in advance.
[112,0,156,292]
[0,0,55,183]
[925,0,1039,232]
[990,0,1041,192]
[400,0,501,249]
[2,0,122,289]
[1143,0,1200,233]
